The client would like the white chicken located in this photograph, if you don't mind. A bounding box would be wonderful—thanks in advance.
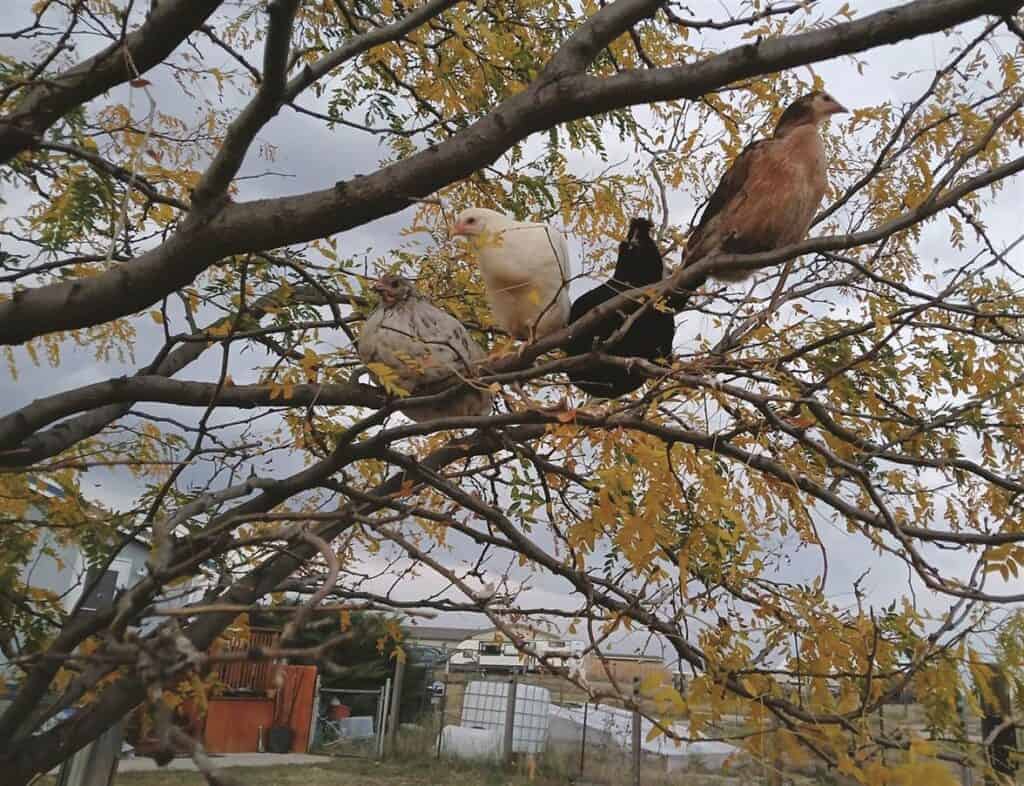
[450,208,572,341]
[358,275,493,422]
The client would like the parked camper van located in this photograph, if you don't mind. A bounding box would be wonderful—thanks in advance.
[448,637,584,672]
[450,639,528,671]
[532,639,585,669]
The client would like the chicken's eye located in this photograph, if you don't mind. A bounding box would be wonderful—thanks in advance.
[467,218,476,224]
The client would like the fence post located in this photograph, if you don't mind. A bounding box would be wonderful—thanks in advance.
[958,689,974,786]
[980,665,1016,786]
[504,676,518,766]
[56,720,124,786]
[436,677,447,760]
[632,675,641,786]
[878,702,885,767]
[579,701,588,778]
[388,655,406,755]
[377,677,391,760]
[767,719,783,786]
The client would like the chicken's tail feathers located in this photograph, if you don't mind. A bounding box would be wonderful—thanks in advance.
[553,225,573,281]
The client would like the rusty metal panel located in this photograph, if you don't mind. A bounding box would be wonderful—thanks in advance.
[204,698,274,753]
[212,627,281,693]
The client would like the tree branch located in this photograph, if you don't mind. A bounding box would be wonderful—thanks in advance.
[0,0,224,165]
[282,0,462,104]
[191,0,301,207]
[37,140,189,210]
[539,0,661,81]
[0,0,1017,345]
[0,425,544,782]
[0,284,315,467]
[4,136,1022,464]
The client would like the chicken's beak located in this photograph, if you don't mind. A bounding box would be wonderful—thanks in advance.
[449,221,467,239]
[831,101,849,115]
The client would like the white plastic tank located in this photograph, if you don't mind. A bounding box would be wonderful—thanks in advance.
[438,725,502,760]
[460,680,551,754]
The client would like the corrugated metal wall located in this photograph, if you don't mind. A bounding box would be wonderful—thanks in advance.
[212,627,280,692]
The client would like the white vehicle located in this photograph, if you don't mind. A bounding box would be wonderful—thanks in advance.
[448,638,584,672]
[448,639,482,670]
[532,639,584,670]
[450,639,530,671]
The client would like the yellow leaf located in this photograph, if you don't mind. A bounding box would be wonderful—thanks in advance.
[641,671,666,694]
[150,203,175,225]
[366,362,411,397]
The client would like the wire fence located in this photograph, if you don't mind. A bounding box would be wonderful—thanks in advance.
[312,685,389,758]
[386,665,1023,786]
[303,658,1023,786]
[409,669,727,784]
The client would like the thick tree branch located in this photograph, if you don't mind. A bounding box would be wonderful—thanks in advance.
[191,0,301,207]
[540,0,661,80]
[0,0,1018,345]
[0,0,224,165]
[0,377,385,455]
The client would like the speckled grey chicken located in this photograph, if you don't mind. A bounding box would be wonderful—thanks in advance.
[358,275,493,421]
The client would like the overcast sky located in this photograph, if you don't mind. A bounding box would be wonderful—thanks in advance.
[2,2,1023,656]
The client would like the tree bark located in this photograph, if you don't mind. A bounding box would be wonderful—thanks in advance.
[0,0,1017,346]
[0,0,225,165]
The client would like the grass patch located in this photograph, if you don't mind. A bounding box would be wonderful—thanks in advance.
[37,757,569,786]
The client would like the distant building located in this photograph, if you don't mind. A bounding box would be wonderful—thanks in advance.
[447,626,585,672]
[404,625,487,652]
[585,652,669,685]
[462,624,561,646]
[21,527,150,617]
[2,483,151,688]
[2,481,205,690]
[405,624,674,681]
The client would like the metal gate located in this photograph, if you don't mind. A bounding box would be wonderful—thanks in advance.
[311,681,391,758]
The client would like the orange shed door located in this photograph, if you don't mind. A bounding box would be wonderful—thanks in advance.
[204,698,275,753]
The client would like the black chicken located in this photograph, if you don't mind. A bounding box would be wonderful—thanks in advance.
[566,218,676,397]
